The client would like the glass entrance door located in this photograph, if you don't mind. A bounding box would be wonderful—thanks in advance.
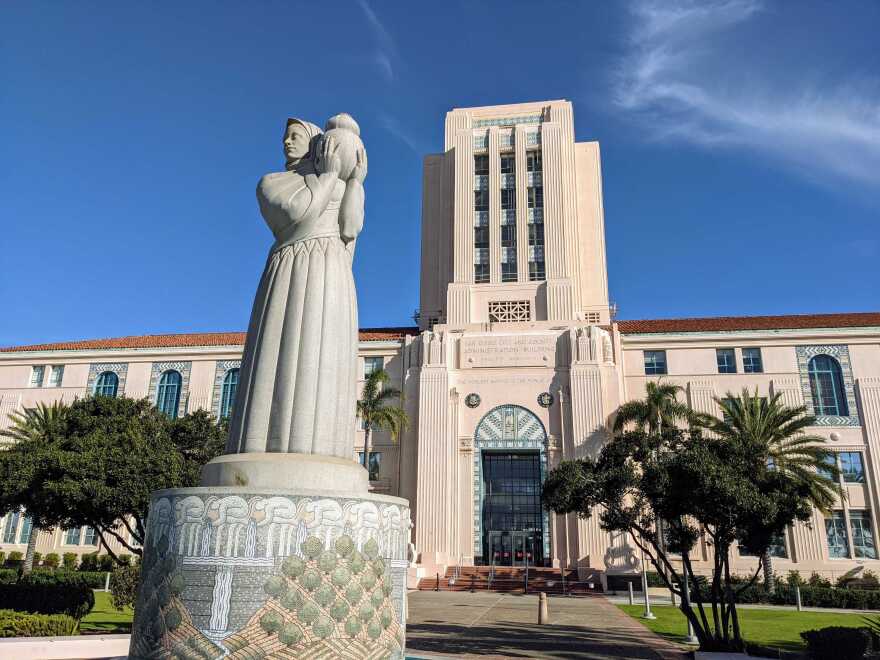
[481,452,545,565]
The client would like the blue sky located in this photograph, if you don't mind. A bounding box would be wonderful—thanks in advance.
[1,1,878,347]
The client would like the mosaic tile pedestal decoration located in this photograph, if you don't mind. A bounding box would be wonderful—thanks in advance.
[128,487,411,660]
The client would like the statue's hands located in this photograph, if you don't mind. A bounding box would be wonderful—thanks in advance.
[320,136,343,176]
[350,146,368,184]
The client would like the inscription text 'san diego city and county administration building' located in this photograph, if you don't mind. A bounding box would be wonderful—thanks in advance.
[2,100,880,585]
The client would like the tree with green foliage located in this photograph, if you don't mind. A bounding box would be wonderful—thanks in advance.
[709,389,841,594]
[543,425,825,652]
[0,396,226,565]
[612,380,702,434]
[0,401,69,575]
[356,369,408,479]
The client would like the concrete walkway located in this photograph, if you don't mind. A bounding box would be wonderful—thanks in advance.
[406,591,688,660]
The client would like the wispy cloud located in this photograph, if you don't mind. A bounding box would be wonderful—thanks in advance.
[357,0,397,83]
[378,113,423,155]
[614,0,880,187]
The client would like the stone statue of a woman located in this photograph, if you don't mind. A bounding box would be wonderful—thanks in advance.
[223,114,367,466]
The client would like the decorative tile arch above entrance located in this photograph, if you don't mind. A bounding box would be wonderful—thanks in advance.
[473,404,551,564]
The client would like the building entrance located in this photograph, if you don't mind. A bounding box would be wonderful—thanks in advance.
[481,452,545,566]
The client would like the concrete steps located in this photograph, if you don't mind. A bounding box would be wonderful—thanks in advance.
[416,566,603,596]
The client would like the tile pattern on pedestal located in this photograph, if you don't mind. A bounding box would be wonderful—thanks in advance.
[129,489,410,660]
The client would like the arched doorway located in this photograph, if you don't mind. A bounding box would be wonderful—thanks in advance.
[473,404,550,566]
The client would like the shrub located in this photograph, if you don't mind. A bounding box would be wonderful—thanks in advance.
[0,570,16,585]
[808,572,832,589]
[7,551,23,563]
[79,552,99,572]
[0,552,5,566]
[786,570,805,587]
[20,571,106,589]
[43,553,59,568]
[110,565,140,611]
[98,554,115,572]
[0,609,79,637]
[801,626,873,660]
[0,583,94,619]
[32,552,42,567]
[116,554,132,567]
[62,553,77,570]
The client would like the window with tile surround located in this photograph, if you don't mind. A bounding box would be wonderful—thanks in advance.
[742,347,763,373]
[156,370,182,419]
[94,371,119,397]
[488,300,531,323]
[644,350,667,375]
[358,452,382,481]
[825,511,849,558]
[29,366,45,388]
[48,365,64,387]
[220,368,239,420]
[474,188,490,283]
[851,511,877,559]
[808,355,849,417]
[716,348,737,374]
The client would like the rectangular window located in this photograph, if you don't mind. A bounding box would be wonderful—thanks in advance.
[47,365,64,388]
[742,348,763,373]
[739,530,787,558]
[528,220,545,282]
[474,262,490,284]
[840,451,865,483]
[500,155,515,175]
[474,155,489,175]
[64,527,82,545]
[644,351,667,375]
[818,454,837,481]
[500,188,516,211]
[850,511,877,559]
[18,516,32,545]
[474,189,489,211]
[716,348,737,374]
[29,366,45,388]
[526,150,542,173]
[527,186,543,208]
[825,511,849,558]
[2,511,20,544]
[363,356,384,378]
[357,452,382,481]
[82,526,99,546]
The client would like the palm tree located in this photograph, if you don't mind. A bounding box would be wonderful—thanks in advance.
[613,380,700,435]
[356,369,408,485]
[1,401,69,575]
[709,389,841,593]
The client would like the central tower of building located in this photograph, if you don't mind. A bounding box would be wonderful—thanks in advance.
[405,100,621,578]
[419,100,610,328]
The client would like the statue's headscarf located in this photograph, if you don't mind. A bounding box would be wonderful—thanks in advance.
[285,117,323,162]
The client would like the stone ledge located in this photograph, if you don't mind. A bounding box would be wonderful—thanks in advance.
[0,634,130,660]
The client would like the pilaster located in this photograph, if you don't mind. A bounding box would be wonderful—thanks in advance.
[514,125,529,283]
[452,129,473,283]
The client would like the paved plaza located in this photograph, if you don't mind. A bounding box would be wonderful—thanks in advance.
[406,591,687,659]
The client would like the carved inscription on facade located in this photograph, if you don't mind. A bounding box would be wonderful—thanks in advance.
[459,335,557,368]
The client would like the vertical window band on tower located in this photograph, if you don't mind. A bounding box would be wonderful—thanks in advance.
[526,149,544,281]
[474,154,490,283]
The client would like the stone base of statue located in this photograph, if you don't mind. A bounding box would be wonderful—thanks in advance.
[128,465,411,660]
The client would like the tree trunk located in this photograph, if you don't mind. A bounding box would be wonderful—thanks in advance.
[762,550,775,594]
[362,426,372,480]
[22,526,39,576]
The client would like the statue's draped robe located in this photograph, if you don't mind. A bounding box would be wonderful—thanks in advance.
[227,169,357,458]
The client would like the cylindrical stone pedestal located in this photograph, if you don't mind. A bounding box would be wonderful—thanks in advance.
[128,486,411,660]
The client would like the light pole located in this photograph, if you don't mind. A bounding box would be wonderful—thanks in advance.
[641,546,655,620]
[682,557,698,645]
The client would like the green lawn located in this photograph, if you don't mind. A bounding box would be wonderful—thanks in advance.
[618,604,872,651]
[80,591,133,634]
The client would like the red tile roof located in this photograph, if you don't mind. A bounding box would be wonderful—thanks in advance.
[0,327,420,353]
[617,312,880,334]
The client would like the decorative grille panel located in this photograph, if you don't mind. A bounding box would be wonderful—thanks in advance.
[488,300,531,323]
